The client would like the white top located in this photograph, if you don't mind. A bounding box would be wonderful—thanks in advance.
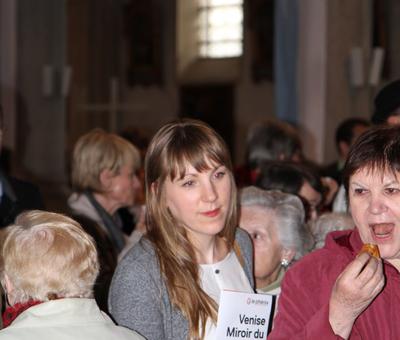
[0,298,144,340]
[199,251,253,340]
[257,285,281,296]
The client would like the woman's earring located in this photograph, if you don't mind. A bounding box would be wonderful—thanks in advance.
[281,258,290,268]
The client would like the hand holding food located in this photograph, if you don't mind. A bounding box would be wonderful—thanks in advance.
[328,251,385,339]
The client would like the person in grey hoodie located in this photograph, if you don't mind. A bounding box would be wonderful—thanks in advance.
[109,119,254,340]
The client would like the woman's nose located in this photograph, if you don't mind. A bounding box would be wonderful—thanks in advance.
[202,181,217,202]
[368,195,387,214]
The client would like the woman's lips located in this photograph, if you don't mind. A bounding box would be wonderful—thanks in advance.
[201,208,220,218]
[370,223,395,242]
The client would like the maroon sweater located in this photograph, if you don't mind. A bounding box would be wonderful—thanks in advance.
[269,229,400,340]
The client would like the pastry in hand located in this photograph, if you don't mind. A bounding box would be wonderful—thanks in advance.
[360,243,380,259]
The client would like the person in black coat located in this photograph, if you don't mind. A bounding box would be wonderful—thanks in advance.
[0,171,44,227]
[0,106,44,227]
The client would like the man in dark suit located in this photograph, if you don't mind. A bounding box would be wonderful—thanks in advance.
[0,106,44,227]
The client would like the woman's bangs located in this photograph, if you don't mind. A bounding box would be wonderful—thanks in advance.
[166,142,227,180]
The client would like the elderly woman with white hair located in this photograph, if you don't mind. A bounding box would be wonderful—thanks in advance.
[0,210,144,340]
[239,186,306,296]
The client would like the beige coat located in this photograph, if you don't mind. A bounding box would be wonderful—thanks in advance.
[0,298,145,340]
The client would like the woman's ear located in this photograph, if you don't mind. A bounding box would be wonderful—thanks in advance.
[3,274,15,305]
[281,248,296,264]
[99,169,114,190]
[4,274,13,293]
[387,115,400,126]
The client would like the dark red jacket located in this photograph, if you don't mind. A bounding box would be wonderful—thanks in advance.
[269,229,400,340]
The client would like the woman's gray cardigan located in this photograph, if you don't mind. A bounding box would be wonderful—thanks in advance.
[108,228,254,340]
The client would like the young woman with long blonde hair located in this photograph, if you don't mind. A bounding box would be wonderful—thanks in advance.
[109,119,254,339]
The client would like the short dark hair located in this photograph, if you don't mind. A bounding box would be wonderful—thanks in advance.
[256,161,324,221]
[343,125,400,194]
[335,118,370,150]
[256,162,303,194]
[256,161,323,196]
[372,80,400,125]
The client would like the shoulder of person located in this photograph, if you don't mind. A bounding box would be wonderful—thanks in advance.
[296,229,354,267]
[112,238,160,284]
[114,326,146,340]
[324,229,357,257]
[235,227,252,249]
[0,174,44,213]
[120,237,156,263]
[286,230,354,284]
[8,176,41,195]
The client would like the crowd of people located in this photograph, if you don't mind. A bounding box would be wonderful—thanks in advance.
[0,79,400,339]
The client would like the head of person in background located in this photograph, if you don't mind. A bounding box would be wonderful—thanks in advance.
[323,118,370,185]
[256,161,323,222]
[0,210,143,340]
[69,128,141,253]
[372,79,400,126]
[311,212,354,250]
[245,119,303,177]
[68,129,142,313]
[336,118,370,162]
[239,187,306,295]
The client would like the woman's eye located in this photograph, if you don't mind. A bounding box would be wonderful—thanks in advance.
[182,180,195,187]
[215,171,226,179]
[385,187,400,195]
[354,188,367,195]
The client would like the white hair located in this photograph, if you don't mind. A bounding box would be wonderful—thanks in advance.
[312,212,354,250]
[1,211,99,304]
[239,186,306,260]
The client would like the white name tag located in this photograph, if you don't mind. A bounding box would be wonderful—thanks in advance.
[216,291,273,339]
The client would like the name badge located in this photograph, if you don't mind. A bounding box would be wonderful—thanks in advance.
[216,291,273,339]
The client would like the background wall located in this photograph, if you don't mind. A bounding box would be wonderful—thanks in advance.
[1,0,398,205]
[17,0,67,183]
[324,0,372,162]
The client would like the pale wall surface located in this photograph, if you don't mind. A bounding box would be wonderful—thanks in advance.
[2,0,394,185]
